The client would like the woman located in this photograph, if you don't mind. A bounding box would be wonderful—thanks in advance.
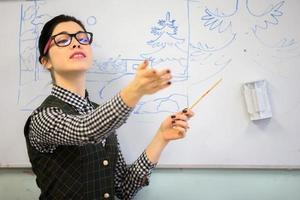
[24,14,193,200]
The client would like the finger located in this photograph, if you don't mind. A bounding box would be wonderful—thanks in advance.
[142,68,158,78]
[150,80,172,93]
[159,73,172,83]
[172,119,189,129]
[146,75,172,89]
[151,78,172,90]
[182,108,194,118]
[143,68,171,80]
[160,72,172,80]
[171,114,188,122]
[155,68,171,77]
[137,60,149,71]
[142,67,172,80]
[149,72,172,86]
[143,68,171,79]
[146,73,172,87]
[172,126,187,138]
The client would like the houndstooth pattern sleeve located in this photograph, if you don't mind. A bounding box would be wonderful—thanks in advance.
[114,143,156,200]
[29,94,132,152]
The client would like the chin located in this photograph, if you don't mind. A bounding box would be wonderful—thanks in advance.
[74,66,91,72]
[70,61,91,70]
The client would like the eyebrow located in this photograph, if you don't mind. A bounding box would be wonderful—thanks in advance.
[52,31,69,36]
[52,30,85,36]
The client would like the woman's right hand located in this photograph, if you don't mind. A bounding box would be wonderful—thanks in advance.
[120,60,172,107]
[144,108,194,164]
[157,109,194,142]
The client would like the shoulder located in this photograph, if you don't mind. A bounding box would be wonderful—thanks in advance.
[30,95,65,117]
[29,107,64,129]
[36,95,78,115]
[28,95,68,127]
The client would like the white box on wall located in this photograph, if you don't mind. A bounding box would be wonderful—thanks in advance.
[243,80,272,121]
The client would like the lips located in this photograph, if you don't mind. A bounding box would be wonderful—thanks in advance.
[69,51,86,59]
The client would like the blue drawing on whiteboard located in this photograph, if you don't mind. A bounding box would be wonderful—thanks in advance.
[188,1,233,85]
[17,0,299,113]
[201,0,284,34]
[137,12,189,114]
[17,1,150,111]
[18,0,53,111]
[134,94,188,114]
[141,12,188,81]
[199,0,299,61]
[87,16,97,26]
[184,0,299,85]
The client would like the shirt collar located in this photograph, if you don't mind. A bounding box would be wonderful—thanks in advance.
[51,84,90,110]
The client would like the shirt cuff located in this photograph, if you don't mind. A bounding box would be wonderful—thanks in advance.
[114,93,134,114]
[141,151,157,170]
[134,151,157,186]
[135,151,157,175]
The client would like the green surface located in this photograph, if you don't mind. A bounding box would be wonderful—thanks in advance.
[1,168,300,200]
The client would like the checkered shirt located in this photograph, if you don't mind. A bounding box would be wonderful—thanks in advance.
[28,84,156,199]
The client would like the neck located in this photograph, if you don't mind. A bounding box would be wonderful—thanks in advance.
[53,72,86,97]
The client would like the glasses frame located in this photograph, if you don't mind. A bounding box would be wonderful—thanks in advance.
[43,31,93,55]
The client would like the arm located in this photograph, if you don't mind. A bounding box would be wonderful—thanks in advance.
[114,109,194,199]
[145,109,194,164]
[114,144,155,200]
[29,94,132,149]
[29,60,172,152]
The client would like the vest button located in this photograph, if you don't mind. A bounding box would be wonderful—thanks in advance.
[104,192,110,199]
[103,160,109,166]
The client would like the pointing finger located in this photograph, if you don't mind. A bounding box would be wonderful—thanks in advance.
[137,60,149,71]
[156,69,171,77]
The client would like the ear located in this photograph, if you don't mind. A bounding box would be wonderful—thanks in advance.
[41,56,52,70]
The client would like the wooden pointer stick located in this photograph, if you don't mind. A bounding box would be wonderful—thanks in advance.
[173,79,222,132]
[189,78,223,110]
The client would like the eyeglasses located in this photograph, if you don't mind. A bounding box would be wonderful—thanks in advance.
[43,31,93,55]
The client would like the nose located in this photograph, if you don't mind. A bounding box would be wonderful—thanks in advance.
[72,44,81,49]
[70,35,81,49]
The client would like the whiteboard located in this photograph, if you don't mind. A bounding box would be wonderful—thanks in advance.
[1,0,300,168]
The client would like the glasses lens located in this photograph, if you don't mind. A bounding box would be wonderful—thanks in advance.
[76,32,92,45]
[54,34,71,47]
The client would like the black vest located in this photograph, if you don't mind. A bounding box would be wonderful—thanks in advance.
[24,95,118,200]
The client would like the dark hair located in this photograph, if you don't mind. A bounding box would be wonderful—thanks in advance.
[38,14,86,64]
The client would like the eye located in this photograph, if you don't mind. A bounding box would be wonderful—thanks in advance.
[79,37,89,43]
[54,34,71,46]
[56,39,70,45]
[76,32,91,44]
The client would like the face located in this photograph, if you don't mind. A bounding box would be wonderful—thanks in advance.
[42,21,93,77]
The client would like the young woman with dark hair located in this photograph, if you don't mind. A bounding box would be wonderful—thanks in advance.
[24,14,193,200]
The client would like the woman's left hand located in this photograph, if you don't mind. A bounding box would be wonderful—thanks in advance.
[157,108,194,142]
